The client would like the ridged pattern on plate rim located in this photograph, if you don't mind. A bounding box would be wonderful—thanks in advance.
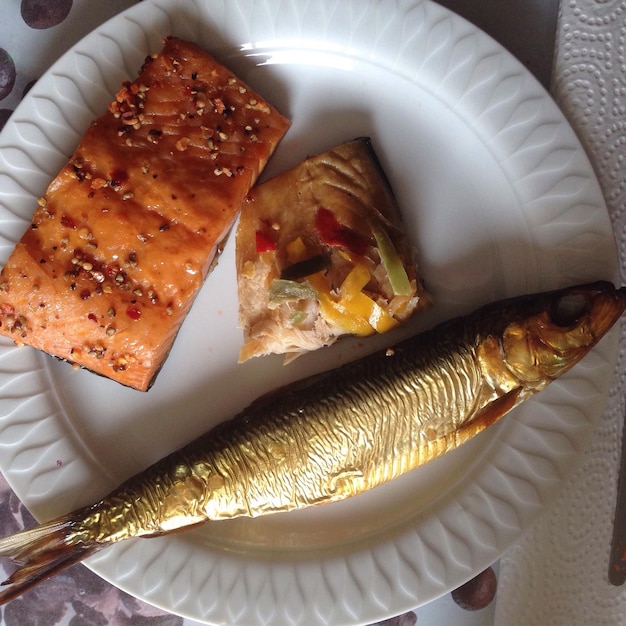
[0,0,619,624]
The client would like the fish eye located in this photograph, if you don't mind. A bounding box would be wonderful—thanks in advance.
[549,293,589,327]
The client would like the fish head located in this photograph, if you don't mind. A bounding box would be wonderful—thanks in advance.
[501,281,626,385]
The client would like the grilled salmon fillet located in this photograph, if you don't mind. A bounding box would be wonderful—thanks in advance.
[236,138,430,362]
[0,37,290,391]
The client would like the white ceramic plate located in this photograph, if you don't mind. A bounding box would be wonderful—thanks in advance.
[0,1,620,624]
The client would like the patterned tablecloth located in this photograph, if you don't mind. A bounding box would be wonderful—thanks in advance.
[0,1,624,625]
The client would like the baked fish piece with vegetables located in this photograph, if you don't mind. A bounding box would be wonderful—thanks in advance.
[0,281,623,604]
[236,137,430,362]
[0,37,290,391]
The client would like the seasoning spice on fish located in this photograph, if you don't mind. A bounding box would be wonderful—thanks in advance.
[0,37,290,391]
[0,281,623,604]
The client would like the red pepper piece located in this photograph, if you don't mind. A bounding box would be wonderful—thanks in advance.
[315,207,368,255]
[255,229,276,253]
[60,214,76,229]
[110,169,128,189]
[126,305,142,321]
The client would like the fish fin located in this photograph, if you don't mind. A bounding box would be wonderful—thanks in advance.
[457,387,523,442]
[0,515,100,605]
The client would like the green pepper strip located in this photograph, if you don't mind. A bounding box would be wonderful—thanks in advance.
[369,220,412,296]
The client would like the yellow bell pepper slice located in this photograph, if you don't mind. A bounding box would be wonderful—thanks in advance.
[322,297,375,336]
[302,265,398,336]
[306,272,374,336]
[286,236,309,264]
[339,264,371,298]
[339,264,399,333]
[349,292,400,333]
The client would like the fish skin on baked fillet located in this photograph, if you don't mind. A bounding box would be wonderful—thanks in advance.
[236,137,430,362]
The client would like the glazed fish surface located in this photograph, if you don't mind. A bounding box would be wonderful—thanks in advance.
[0,281,623,603]
[0,37,290,391]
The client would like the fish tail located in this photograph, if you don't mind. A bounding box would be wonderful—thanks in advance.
[0,515,99,604]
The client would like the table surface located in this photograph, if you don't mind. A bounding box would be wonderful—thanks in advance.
[1,1,625,625]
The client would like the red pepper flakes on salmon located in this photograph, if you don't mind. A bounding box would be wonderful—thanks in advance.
[0,37,290,391]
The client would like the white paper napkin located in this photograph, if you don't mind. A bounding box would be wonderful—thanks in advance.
[495,1,626,623]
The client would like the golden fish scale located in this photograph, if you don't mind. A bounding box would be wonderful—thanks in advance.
[70,320,518,546]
